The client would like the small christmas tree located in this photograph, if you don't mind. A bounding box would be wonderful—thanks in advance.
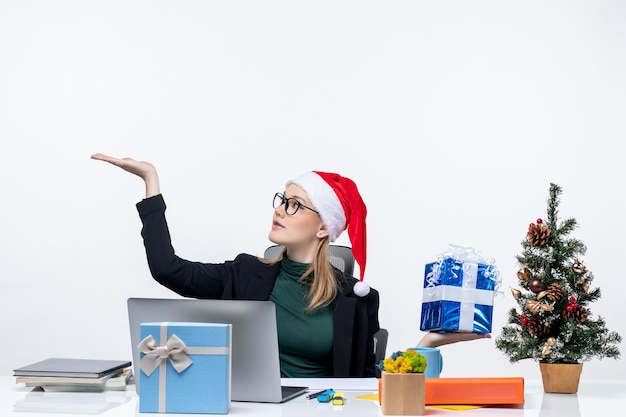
[495,183,621,364]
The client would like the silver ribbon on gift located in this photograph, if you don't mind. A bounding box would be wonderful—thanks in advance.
[426,244,501,288]
[138,333,192,376]
[424,244,501,331]
[138,322,231,413]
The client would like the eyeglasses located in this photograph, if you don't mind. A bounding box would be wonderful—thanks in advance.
[273,192,320,216]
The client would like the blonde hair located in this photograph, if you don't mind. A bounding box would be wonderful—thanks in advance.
[262,238,338,312]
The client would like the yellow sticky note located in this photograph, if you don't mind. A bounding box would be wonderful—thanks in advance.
[355,393,379,401]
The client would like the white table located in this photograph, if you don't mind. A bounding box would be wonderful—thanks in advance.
[2,376,625,416]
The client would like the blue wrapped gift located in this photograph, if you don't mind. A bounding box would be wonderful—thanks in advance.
[139,322,231,414]
[420,246,499,333]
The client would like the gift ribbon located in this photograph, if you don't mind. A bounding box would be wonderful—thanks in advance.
[139,322,231,413]
[426,244,501,290]
[446,244,484,263]
[139,333,192,376]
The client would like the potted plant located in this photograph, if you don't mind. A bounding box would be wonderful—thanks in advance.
[495,183,622,393]
[377,350,427,415]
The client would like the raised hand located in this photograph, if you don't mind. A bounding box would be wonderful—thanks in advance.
[91,153,160,197]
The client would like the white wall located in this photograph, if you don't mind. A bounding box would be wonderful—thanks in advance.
[1,0,624,380]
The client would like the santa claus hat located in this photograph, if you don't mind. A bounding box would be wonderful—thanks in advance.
[286,171,369,297]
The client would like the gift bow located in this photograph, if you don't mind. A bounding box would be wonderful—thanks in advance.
[446,244,484,264]
[427,244,501,289]
[138,334,193,376]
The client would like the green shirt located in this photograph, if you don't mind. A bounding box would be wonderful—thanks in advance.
[269,257,334,377]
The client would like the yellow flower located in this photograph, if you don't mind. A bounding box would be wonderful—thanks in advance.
[383,356,414,373]
[378,350,427,373]
[397,357,414,373]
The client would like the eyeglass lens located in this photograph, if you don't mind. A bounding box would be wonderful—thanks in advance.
[273,193,300,215]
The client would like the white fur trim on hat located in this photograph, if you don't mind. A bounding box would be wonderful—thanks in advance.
[286,172,347,241]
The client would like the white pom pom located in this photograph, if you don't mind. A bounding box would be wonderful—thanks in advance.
[353,281,370,297]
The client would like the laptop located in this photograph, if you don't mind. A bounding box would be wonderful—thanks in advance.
[127,297,308,403]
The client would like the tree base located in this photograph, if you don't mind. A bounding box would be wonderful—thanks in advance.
[539,362,583,394]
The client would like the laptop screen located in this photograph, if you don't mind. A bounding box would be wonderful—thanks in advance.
[127,298,307,403]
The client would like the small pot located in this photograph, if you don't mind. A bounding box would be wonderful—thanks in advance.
[380,371,425,415]
[539,362,583,394]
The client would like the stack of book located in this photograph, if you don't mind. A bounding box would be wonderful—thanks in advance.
[14,358,132,392]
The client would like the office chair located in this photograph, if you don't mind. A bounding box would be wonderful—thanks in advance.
[264,244,388,375]
[373,328,389,377]
[264,244,355,276]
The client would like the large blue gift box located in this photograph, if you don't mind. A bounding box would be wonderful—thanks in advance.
[139,322,231,414]
[420,256,498,333]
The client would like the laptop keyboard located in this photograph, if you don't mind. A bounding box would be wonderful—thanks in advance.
[281,385,308,401]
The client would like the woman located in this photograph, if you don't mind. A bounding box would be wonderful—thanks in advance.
[91,153,488,377]
[92,153,378,377]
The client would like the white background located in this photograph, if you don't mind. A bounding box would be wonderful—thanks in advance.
[1,0,624,380]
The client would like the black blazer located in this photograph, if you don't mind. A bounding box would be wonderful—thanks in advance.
[137,194,380,377]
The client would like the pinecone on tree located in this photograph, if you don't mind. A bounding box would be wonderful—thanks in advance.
[527,223,550,247]
[527,315,550,337]
[563,306,589,324]
[537,283,565,302]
